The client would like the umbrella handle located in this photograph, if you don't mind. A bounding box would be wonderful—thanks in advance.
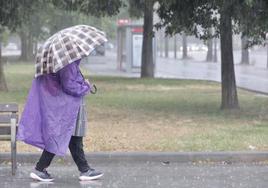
[90,84,97,94]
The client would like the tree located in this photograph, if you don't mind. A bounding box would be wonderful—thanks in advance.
[219,2,238,109]
[238,0,268,67]
[267,43,268,69]
[140,0,154,77]
[213,38,218,62]
[206,29,213,62]
[157,0,268,109]
[159,29,164,57]
[241,35,250,64]
[206,38,213,61]
[19,2,47,61]
[50,0,123,42]
[128,0,155,77]
[52,0,122,17]
[173,34,177,59]
[0,32,7,91]
[182,32,188,59]
[164,36,169,58]
[0,0,33,91]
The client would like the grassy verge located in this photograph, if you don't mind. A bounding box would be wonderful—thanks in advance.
[0,63,268,152]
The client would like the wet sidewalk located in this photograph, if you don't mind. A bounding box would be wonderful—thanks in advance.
[1,161,268,188]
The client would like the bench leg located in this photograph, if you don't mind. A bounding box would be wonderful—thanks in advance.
[11,140,16,175]
[11,118,17,175]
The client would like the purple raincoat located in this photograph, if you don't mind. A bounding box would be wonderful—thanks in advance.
[17,60,90,156]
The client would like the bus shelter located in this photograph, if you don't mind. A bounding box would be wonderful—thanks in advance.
[117,20,156,73]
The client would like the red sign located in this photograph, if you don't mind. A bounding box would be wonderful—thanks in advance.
[131,27,143,33]
[117,19,130,26]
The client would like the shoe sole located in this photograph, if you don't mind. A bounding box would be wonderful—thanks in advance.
[30,173,54,182]
[79,173,103,181]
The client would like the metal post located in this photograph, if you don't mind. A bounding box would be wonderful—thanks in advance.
[126,27,132,73]
[117,27,122,70]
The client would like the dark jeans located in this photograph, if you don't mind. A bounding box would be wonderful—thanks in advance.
[35,136,90,173]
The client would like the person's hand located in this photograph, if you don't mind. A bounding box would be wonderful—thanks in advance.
[85,79,90,85]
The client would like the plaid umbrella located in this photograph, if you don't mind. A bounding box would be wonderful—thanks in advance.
[35,25,107,77]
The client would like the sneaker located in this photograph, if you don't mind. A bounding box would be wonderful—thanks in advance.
[79,168,103,181]
[30,169,54,182]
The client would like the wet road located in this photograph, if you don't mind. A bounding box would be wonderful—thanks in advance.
[155,58,268,94]
[1,161,268,188]
[84,51,268,94]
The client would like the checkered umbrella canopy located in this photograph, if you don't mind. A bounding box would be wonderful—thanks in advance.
[35,25,107,77]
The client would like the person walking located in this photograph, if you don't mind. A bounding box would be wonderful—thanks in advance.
[16,25,107,182]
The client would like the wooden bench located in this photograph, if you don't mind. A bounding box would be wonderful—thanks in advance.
[0,103,18,175]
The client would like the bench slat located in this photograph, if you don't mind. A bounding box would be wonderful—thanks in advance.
[0,114,18,123]
[0,126,18,135]
[0,135,11,140]
[0,104,18,112]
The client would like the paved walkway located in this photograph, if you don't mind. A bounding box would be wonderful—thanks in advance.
[1,161,268,188]
[84,51,268,94]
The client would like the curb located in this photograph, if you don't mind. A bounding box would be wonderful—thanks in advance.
[1,152,268,164]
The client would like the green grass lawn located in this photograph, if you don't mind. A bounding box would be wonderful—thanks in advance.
[1,63,268,152]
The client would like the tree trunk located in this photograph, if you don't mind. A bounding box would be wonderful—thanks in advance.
[206,39,213,62]
[164,35,169,58]
[182,32,188,59]
[220,9,239,109]
[174,35,177,59]
[241,35,249,65]
[33,40,38,57]
[141,0,154,78]
[19,31,28,61]
[213,38,218,62]
[267,43,268,69]
[27,32,34,60]
[0,40,8,91]
[159,29,163,57]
